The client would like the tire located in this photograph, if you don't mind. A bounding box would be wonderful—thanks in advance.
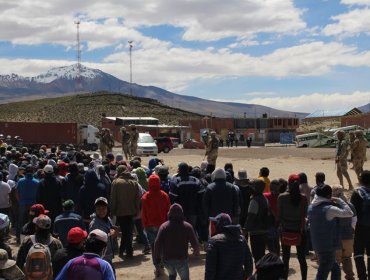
[302,144,308,148]
[163,146,170,153]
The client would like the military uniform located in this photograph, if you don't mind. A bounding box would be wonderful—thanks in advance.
[97,129,107,158]
[101,131,114,157]
[336,132,353,190]
[130,126,139,157]
[121,128,131,160]
[351,131,368,181]
[206,132,219,166]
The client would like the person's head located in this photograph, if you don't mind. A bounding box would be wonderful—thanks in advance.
[278,178,288,193]
[67,227,87,249]
[206,164,215,174]
[337,130,345,141]
[68,162,79,175]
[298,172,308,184]
[288,175,301,206]
[355,130,364,138]
[332,185,346,201]
[315,172,325,185]
[316,184,332,199]
[211,168,226,182]
[210,131,216,138]
[254,252,284,279]
[270,179,280,195]
[224,163,233,171]
[349,131,355,140]
[157,165,169,180]
[168,203,184,221]
[360,170,370,187]
[210,213,232,234]
[0,248,16,271]
[62,200,74,212]
[0,214,10,240]
[43,164,54,176]
[252,179,265,195]
[259,167,270,178]
[178,162,189,176]
[33,214,51,239]
[85,229,108,256]
[29,204,49,219]
[130,124,136,131]
[94,197,109,219]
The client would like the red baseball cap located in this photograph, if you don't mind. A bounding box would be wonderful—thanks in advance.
[288,174,300,183]
[67,227,88,244]
[30,204,49,215]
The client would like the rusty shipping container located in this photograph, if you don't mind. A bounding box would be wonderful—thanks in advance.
[0,122,78,146]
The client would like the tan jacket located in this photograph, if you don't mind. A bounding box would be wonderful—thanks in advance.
[110,173,141,217]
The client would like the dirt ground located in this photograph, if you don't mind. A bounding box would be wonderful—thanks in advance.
[9,146,369,279]
[110,146,369,280]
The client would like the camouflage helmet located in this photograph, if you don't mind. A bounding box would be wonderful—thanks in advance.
[336,130,345,138]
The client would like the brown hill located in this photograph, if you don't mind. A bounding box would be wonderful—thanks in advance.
[0,91,202,127]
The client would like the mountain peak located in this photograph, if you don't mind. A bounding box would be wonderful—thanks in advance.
[33,64,103,83]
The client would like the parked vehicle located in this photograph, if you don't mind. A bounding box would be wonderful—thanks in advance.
[182,139,205,149]
[295,132,334,148]
[137,133,158,156]
[0,122,100,151]
[169,137,180,148]
[154,137,174,153]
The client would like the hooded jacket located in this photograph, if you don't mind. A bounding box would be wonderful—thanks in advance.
[205,225,253,280]
[79,170,107,220]
[8,163,18,181]
[141,175,170,228]
[110,168,140,217]
[62,170,84,206]
[153,204,199,263]
[36,173,63,221]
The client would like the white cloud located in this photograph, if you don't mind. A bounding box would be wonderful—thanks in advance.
[323,8,370,37]
[0,0,306,48]
[341,0,370,5]
[217,91,370,112]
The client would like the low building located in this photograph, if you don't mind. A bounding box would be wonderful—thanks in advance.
[303,108,362,123]
[341,112,370,129]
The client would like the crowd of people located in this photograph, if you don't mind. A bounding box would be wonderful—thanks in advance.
[0,131,369,280]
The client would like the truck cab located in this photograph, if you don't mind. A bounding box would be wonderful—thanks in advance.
[79,125,100,151]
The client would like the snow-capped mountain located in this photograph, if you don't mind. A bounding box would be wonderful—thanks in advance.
[33,64,103,83]
[0,64,307,118]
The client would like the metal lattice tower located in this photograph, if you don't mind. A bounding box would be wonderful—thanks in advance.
[128,40,133,95]
[74,20,82,91]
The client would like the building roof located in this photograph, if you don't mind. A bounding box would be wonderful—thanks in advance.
[304,108,362,119]
[104,117,159,121]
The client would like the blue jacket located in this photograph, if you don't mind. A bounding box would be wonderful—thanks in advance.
[205,225,253,280]
[54,211,85,247]
[169,175,202,216]
[308,201,340,253]
[16,174,39,206]
[203,179,239,219]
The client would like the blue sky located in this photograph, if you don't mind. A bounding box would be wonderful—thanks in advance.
[1,0,370,113]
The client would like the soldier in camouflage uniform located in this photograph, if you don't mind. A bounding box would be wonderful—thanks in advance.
[97,128,108,158]
[120,127,131,160]
[104,129,115,154]
[336,130,354,190]
[0,249,25,280]
[129,124,139,158]
[205,131,219,166]
[351,130,368,182]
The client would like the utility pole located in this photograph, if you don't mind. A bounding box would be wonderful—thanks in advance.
[74,20,82,91]
[128,41,133,95]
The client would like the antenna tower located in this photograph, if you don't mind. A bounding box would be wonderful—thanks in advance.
[128,41,133,95]
[75,20,82,91]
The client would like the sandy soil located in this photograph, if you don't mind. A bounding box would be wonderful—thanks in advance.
[110,146,370,280]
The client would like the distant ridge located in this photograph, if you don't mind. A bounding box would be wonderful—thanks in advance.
[0,64,308,118]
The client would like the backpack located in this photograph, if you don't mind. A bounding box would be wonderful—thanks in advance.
[357,187,370,226]
[24,243,52,280]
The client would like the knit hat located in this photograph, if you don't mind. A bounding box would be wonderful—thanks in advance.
[67,227,88,245]
[62,200,74,209]
[115,154,124,162]
[178,162,189,175]
[116,165,128,176]
[106,153,114,161]
[148,174,161,191]
[211,168,226,181]
[33,214,51,229]
[157,165,169,175]
[88,229,108,243]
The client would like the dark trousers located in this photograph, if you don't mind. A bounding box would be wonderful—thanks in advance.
[117,215,134,256]
[354,225,370,280]
[250,234,267,264]
[282,234,307,280]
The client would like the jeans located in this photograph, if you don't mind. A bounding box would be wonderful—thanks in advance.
[145,227,159,264]
[250,234,267,264]
[336,239,355,280]
[163,259,189,280]
[316,251,341,280]
[353,225,370,280]
[282,233,307,280]
[134,218,150,247]
[267,226,280,256]
[117,215,134,256]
